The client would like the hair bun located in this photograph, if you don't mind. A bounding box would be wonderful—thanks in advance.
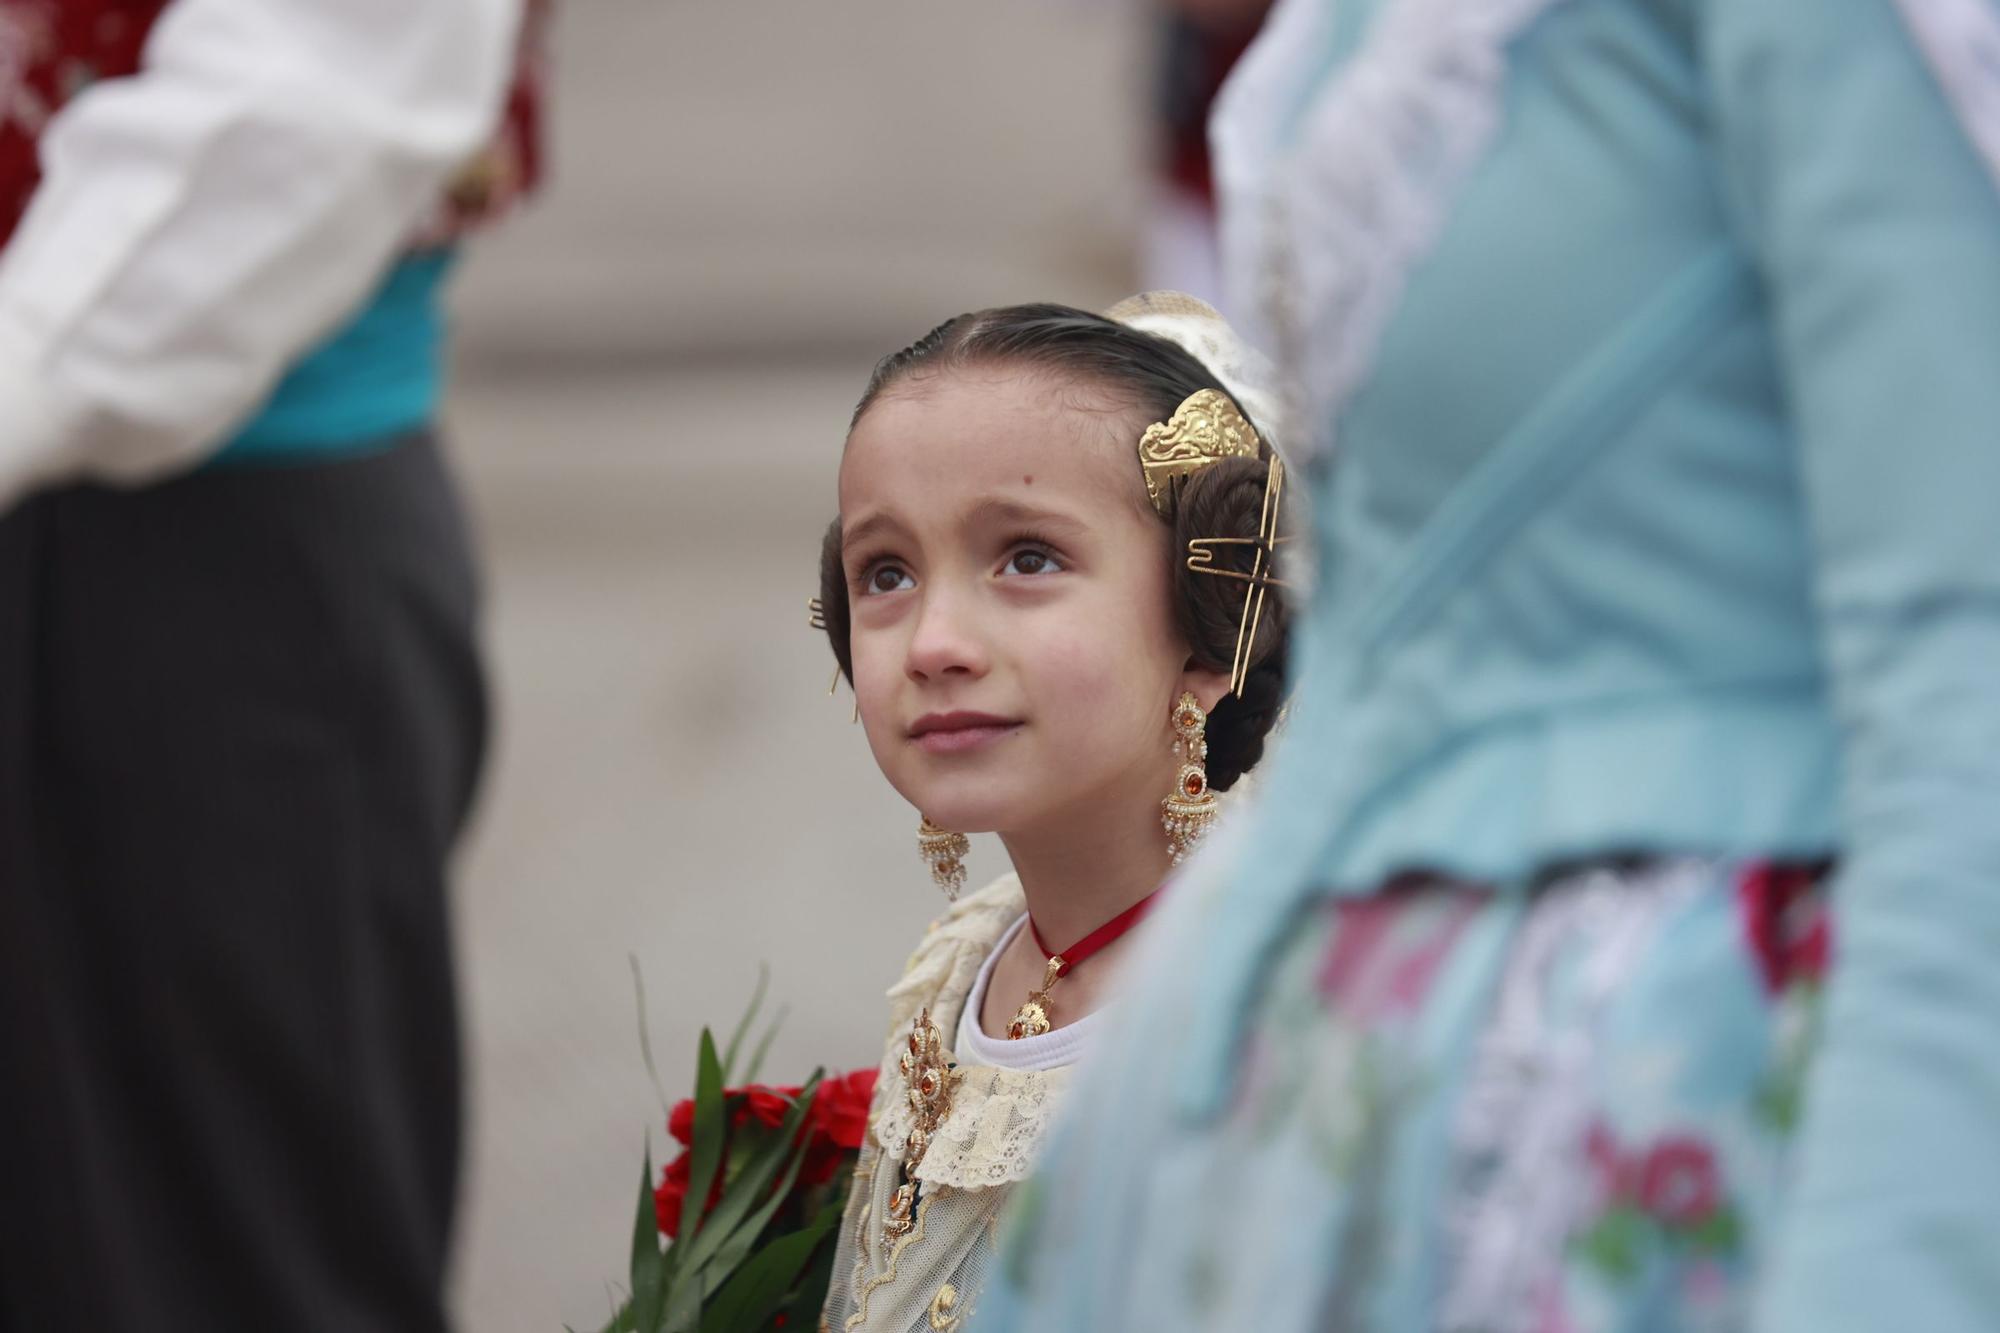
[1169,456,1293,791]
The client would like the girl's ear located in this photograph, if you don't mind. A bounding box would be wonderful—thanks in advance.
[1178,658,1232,715]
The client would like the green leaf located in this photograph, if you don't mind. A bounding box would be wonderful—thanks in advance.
[630,1144,667,1333]
[1686,1205,1743,1255]
[593,1279,632,1333]
[719,965,770,1085]
[742,1002,790,1086]
[778,1211,843,1329]
[691,1115,814,1291]
[660,1275,703,1333]
[667,1031,728,1280]
[1754,1075,1802,1134]
[698,1205,841,1333]
[630,956,672,1119]
[676,1072,825,1287]
[1573,1207,1650,1281]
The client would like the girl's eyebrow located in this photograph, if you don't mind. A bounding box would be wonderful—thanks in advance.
[963,497,1091,538]
[840,511,907,555]
[843,499,1093,557]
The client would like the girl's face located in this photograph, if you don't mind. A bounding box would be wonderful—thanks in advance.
[838,366,1222,838]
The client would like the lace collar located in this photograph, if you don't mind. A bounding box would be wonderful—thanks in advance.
[867,874,1077,1189]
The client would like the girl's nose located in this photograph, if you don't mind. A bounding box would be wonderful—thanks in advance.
[904,587,991,683]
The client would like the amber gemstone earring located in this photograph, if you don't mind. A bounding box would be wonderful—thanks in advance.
[1162,692,1217,864]
[917,816,970,900]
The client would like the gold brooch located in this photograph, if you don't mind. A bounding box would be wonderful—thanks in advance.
[1137,388,1261,518]
[885,1009,961,1242]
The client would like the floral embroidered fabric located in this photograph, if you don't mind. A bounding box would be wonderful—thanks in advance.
[989,857,1831,1331]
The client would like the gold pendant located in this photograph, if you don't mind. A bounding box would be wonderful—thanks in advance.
[1007,957,1064,1040]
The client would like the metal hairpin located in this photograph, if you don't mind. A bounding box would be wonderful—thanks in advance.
[1186,454,1293,698]
[808,596,859,722]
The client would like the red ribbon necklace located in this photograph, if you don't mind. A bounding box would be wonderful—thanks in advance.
[1006,886,1164,1040]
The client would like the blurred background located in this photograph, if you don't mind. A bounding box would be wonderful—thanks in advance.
[437,1,1264,1325]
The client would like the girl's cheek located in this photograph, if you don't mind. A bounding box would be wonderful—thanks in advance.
[854,658,897,715]
[1037,665,1139,747]
[1035,618,1139,693]
[859,627,936,719]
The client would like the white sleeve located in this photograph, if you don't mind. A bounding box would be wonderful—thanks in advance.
[0,0,522,508]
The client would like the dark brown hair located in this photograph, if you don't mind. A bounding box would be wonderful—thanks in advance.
[817,303,1288,790]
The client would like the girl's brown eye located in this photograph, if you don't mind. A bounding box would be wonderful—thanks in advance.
[867,565,914,595]
[1002,547,1062,577]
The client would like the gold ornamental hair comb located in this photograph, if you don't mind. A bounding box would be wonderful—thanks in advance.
[1137,388,1261,519]
[1187,455,1293,697]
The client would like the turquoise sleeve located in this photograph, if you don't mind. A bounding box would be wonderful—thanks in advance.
[1704,1,2000,1328]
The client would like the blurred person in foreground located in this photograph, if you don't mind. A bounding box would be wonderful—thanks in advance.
[976,1,2000,1330]
[0,1,545,1327]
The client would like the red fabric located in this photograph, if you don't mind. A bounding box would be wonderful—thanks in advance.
[0,0,155,244]
[1160,12,1268,208]
[1736,860,1833,995]
[0,0,548,250]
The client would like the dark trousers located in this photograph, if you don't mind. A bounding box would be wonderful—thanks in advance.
[0,433,486,1331]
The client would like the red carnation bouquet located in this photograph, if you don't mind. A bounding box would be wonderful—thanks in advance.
[582,971,878,1333]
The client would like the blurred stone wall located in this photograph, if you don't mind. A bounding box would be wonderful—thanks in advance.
[456,0,1148,368]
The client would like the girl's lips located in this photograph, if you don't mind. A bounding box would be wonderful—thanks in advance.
[909,713,1023,754]
[912,723,1020,754]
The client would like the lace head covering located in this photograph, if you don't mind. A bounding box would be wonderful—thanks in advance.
[1104,290,1296,465]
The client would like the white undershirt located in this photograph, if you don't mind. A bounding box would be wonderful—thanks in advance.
[955,914,1105,1072]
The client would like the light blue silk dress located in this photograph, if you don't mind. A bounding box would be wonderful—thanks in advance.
[971,0,2000,1329]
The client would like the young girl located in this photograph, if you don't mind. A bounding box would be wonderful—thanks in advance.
[810,295,1291,1332]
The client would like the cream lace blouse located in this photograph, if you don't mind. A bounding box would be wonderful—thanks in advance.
[820,874,1072,1333]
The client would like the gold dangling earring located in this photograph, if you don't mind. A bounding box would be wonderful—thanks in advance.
[917,816,970,901]
[1162,692,1218,865]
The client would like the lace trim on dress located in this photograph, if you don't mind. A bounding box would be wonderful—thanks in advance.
[862,873,1073,1190]
[882,875,1026,1035]
[1890,0,2000,196]
[875,1062,1074,1191]
[841,1181,939,1333]
[835,1149,880,1326]
[1213,0,1571,464]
